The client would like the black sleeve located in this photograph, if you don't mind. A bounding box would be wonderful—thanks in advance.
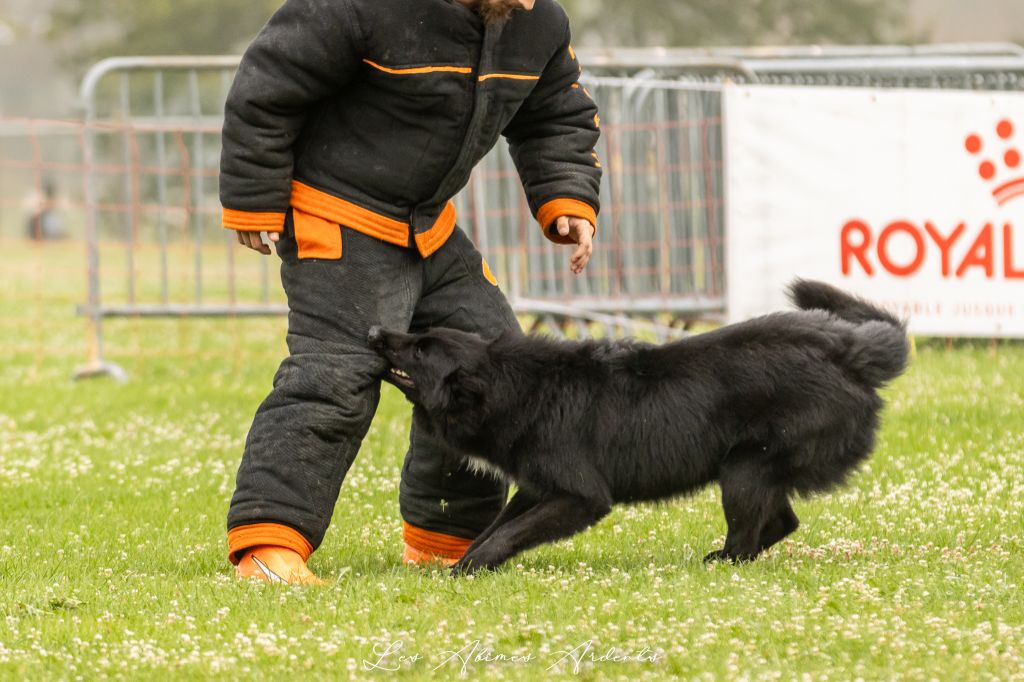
[502,22,602,244]
[219,0,365,231]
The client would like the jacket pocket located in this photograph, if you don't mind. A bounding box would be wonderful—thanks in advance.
[293,206,342,260]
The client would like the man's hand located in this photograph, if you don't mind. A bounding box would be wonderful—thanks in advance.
[236,230,280,255]
[554,216,595,275]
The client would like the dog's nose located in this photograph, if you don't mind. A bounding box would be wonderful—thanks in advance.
[367,326,384,347]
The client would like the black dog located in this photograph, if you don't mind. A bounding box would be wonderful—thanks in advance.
[368,280,909,575]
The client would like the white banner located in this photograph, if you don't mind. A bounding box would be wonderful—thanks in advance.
[724,85,1024,337]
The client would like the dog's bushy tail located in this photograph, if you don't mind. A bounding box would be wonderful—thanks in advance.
[789,279,901,327]
[788,279,910,386]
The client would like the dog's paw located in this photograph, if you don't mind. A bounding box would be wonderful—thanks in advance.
[703,549,758,564]
[449,548,505,577]
[449,557,481,578]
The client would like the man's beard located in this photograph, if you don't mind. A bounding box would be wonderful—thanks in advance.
[466,0,523,25]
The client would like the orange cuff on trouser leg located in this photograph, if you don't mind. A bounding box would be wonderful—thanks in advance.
[402,521,473,565]
[227,523,314,566]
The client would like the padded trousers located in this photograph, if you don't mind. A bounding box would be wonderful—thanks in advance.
[226,211,519,562]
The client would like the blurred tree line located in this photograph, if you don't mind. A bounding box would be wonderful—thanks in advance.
[50,0,913,69]
[569,0,913,46]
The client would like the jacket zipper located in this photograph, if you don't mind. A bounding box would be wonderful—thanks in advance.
[410,21,504,238]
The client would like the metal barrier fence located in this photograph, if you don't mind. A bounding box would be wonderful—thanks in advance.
[584,43,1024,89]
[7,45,1024,379]
[66,56,727,379]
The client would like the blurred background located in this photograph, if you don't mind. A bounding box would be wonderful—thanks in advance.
[3,0,1024,379]
[6,0,1024,118]
[3,6,1023,678]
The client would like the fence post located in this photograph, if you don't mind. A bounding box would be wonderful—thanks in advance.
[73,59,127,382]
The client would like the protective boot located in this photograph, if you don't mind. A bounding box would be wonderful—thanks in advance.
[235,545,325,585]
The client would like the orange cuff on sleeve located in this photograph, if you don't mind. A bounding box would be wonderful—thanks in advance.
[536,198,598,245]
[227,523,314,565]
[402,521,473,560]
[223,208,287,233]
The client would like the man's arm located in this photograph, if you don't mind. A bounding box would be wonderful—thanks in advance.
[503,20,602,273]
[220,0,365,252]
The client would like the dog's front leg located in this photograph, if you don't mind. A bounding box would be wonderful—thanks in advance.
[450,494,610,577]
[462,489,540,557]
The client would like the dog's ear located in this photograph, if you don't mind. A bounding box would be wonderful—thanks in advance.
[420,373,454,414]
[421,367,488,413]
[451,367,490,404]
[436,367,492,439]
[418,332,493,416]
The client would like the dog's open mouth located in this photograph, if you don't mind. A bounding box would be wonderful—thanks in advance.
[387,367,415,389]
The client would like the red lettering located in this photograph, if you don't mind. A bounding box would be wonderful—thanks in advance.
[956,223,995,278]
[877,221,925,277]
[841,219,1024,280]
[923,222,966,277]
[841,220,873,276]
[1005,224,1024,279]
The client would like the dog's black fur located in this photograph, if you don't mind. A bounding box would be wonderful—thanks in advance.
[368,280,909,575]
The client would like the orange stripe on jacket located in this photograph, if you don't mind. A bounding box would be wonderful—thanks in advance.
[291,181,458,257]
[478,73,540,82]
[413,201,457,257]
[293,207,343,260]
[363,59,472,75]
[290,181,409,247]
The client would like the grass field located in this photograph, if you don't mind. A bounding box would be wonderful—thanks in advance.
[1,241,1023,680]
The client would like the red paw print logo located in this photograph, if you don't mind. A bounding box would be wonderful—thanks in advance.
[965,119,1024,206]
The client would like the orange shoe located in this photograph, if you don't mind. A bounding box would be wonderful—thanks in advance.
[235,545,325,585]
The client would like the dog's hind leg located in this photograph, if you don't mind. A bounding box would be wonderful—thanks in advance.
[704,456,774,563]
[450,494,610,576]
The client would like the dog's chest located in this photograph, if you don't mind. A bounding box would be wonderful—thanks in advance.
[462,455,511,483]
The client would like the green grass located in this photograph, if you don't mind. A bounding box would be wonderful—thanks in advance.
[1,240,1023,681]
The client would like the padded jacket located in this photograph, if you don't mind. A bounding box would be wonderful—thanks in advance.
[219,0,602,257]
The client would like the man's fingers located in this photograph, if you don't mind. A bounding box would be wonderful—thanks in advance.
[571,243,587,271]
[556,216,571,237]
[568,218,594,275]
[236,230,272,255]
[574,219,594,246]
[570,244,592,274]
[256,233,271,254]
[254,232,271,253]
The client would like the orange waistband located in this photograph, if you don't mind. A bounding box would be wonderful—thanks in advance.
[289,181,456,257]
